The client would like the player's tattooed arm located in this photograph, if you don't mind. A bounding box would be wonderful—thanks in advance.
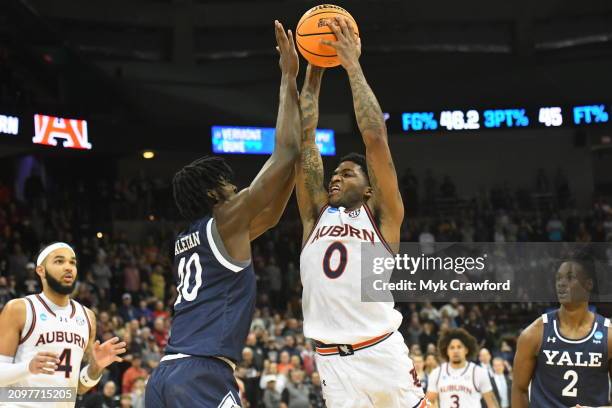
[511,318,543,408]
[325,17,404,243]
[78,308,126,395]
[296,64,327,241]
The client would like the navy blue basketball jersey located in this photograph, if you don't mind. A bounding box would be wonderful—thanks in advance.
[530,310,610,407]
[165,216,256,363]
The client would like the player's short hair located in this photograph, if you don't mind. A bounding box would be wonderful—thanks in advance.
[338,153,370,185]
[438,328,479,362]
[558,245,599,295]
[172,156,233,221]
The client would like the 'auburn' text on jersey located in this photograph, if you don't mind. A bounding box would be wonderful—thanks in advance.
[300,204,402,344]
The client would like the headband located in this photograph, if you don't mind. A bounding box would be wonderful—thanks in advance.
[36,243,76,266]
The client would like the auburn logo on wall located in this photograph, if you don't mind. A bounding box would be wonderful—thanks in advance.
[33,114,92,150]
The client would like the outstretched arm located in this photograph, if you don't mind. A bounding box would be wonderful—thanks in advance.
[78,308,126,395]
[222,21,301,238]
[296,64,328,244]
[249,168,295,241]
[325,18,404,243]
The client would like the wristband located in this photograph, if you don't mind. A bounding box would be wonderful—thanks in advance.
[79,364,101,388]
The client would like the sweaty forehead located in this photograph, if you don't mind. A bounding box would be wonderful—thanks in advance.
[557,261,585,278]
[334,161,362,174]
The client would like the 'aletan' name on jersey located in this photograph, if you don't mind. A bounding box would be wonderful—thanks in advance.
[175,231,201,255]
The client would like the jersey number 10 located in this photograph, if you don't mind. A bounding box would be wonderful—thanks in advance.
[175,253,203,306]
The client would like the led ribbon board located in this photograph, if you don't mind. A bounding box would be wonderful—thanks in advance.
[212,126,336,156]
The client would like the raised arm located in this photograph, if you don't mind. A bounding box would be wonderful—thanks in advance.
[249,168,295,241]
[324,18,404,242]
[231,21,300,225]
[296,64,328,244]
[511,319,542,408]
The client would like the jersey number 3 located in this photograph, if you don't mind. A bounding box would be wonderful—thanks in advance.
[175,253,203,305]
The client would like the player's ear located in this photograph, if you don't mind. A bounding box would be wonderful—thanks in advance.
[206,189,219,202]
[364,186,373,200]
[35,265,45,280]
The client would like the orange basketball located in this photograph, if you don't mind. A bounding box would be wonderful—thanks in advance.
[296,4,359,68]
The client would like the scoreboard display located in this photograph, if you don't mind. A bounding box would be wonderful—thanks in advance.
[212,126,336,156]
[390,103,611,134]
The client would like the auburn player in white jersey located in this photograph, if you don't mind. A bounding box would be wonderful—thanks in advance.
[0,242,126,407]
[296,16,426,408]
[426,328,499,408]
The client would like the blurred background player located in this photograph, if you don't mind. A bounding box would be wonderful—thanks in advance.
[426,328,499,408]
[144,20,301,408]
[296,16,425,407]
[0,242,127,408]
[512,249,612,408]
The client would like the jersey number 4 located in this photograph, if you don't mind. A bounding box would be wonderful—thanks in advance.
[57,348,72,379]
[175,253,203,306]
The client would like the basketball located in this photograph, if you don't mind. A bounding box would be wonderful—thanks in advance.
[296,4,359,68]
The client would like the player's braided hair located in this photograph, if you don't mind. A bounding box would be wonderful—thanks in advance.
[339,152,370,185]
[172,156,234,221]
[438,328,479,362]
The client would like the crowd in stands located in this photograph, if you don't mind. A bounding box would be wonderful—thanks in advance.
[0,166,611,407]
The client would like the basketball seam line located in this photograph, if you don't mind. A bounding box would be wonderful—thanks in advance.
[296,31,359,38]
[296,41,337,58]
[296,11,357,36]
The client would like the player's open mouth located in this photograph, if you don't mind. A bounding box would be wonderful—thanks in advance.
[63,275,73,282]
[329,185,340,194]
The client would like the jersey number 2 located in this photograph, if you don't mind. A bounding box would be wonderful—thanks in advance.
[562,369,578,397]
[323,242,348,279]
[175,253,203,305]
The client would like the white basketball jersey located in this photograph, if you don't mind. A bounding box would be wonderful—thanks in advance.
[300,204,402,344]
[7,293,91,408]
[431,362,487,408]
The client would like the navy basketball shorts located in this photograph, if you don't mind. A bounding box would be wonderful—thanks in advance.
[145,355,241,408]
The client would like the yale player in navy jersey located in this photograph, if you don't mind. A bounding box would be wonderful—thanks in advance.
[145,20,301,408]
[512,250,612,408]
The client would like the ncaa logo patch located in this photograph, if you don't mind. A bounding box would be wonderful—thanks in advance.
[346,208,360,218]
[327,207,339,213]
[594,331,604,343]
[40,313,48,321]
